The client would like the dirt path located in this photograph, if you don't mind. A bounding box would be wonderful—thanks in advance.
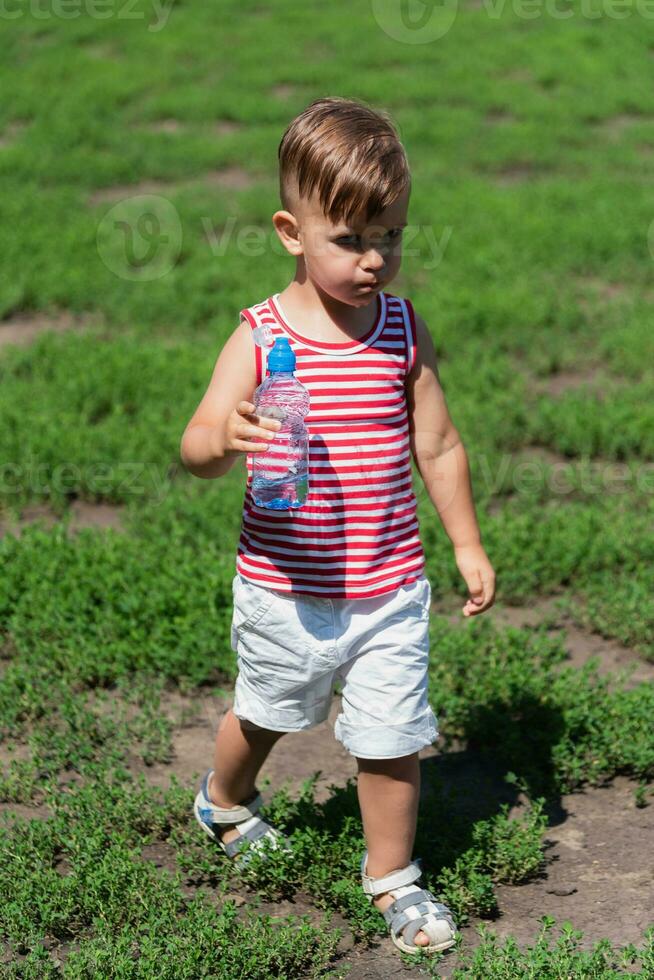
[139,668,654,976]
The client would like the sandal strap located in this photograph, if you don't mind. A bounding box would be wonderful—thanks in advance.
[222,815,282,857]
[384,887,456,946]
[198,770,263,825]
[360,850,422,896]
[195,770,292,866]
[384,887,455,923]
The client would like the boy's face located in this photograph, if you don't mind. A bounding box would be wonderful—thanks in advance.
[274,183,410,307]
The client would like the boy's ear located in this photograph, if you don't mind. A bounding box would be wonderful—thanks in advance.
[272,210,303,256]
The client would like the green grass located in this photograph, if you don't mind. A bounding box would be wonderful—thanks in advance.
[2,0,654,974]
[449,918,654,978]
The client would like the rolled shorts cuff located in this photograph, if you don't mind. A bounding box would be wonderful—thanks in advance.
[232,673,331,732]
[333,706,440,760]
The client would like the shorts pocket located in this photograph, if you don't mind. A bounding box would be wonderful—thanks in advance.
[232,588,326,700]
[399,575,432,619]
[231,575,279,650]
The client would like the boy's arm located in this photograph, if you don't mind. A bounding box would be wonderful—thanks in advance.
[180,319,260,479]
[406,311,478,546]
[406,310,495,614]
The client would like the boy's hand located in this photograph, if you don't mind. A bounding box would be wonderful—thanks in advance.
[223,401,282,457]
[454,543,496,617]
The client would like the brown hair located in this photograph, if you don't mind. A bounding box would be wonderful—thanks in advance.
[278,96,410,227]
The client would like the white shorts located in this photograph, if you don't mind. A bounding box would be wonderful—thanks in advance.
[229,571,439,760]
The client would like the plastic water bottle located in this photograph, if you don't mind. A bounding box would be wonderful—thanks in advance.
[252,336,310,509]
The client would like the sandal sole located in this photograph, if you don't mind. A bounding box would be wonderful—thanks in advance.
[391,933,457,955]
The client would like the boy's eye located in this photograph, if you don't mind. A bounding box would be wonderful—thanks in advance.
[336,229,403,247]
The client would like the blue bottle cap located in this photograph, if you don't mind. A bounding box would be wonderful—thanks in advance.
[267,336,296,373]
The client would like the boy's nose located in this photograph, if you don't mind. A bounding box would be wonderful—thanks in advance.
[362,249,386,272]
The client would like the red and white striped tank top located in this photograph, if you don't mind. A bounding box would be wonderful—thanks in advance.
[235,290,426,599]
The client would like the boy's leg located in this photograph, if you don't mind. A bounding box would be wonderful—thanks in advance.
[209,707,286,846]
[356,752,431,948]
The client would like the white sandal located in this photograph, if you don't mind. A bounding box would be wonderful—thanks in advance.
[361,850,457,955]
[193,769,292,865]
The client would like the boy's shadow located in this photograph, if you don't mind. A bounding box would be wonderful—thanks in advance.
[418,694,568,876]
[312,694,567,910]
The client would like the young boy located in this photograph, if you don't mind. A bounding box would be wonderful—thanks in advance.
[180,96,495,957]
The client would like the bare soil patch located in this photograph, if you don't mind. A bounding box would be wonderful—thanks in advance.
[0,120,29,149]
[202,166,257,191]
[79,42,122,62]
[0,801,52,823]
[469,776,654,953]
[433,594,654,690]
[483,444,648,508]
[215,120,243,136]
[0,310,102,351]
[485,109,518,125]
[574,276,629,300]
[135,116,244,139]
[534,367,606,398]
[143,118,184,134]
[489,162,557,185]
[590,113,654,142]
[500,68,534,83]
[528,366,634,401]
[0,499,126,540]
[270,83,298,100]
[574,276,632,314]
[87,166,258,207]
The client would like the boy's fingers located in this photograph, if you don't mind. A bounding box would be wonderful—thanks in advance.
[468,571,483,601]
[236,441,268,453]
[237,403,281,434]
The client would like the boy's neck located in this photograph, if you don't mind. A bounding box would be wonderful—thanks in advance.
[276,279,381,344]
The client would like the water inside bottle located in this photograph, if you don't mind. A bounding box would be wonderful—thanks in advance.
[252,428,309,509]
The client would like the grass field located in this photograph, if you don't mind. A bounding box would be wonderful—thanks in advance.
[1,0,654,976]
